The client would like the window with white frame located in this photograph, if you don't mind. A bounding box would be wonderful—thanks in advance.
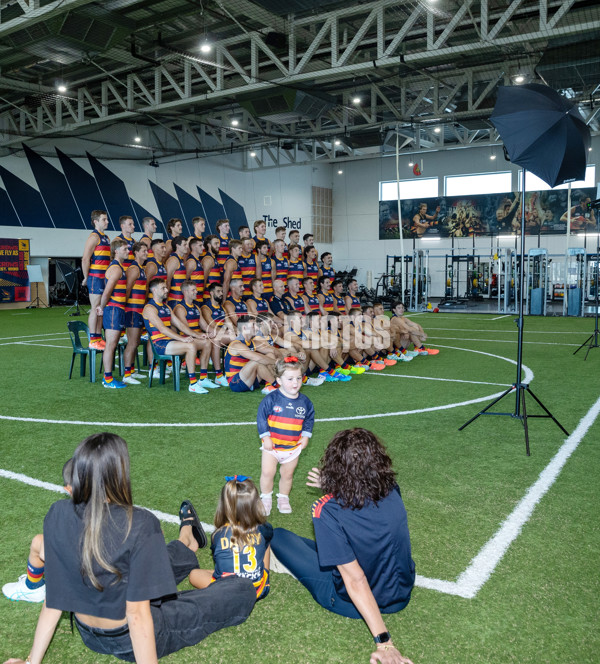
[379,177,438,201]
[445,171,512,196]
[518,165,596,191]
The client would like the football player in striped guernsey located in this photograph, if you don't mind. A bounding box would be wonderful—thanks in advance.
[117,215,135,269]
[239,237,258,297]
[223,279,248,320]
[139,216,156,259]
[320,251,336,283]
[123,241,149,385]
[143,278,213,394]
[255,240,274,298]
[223,316,277,393]
[252,219,270,251]
[222,240,244,299]
[332,279,347,315]
[81,209,110,349]
[166,235,189,304]
[145,238,168,283]
[345,278,362,313]
[272,239,289,285]
[96,238,129,388]
[189,216,206,256]
[215,218,231,266]
[165,217,183,256]
[257,356,315,515]
[185,237,205,302]
[275,226,287,257]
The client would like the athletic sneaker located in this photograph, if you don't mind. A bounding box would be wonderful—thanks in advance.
[336,367,351,376]
[354,363,370,371]
[199,377,220,389]
[306,375,326,386]
[214,375,229,387]
[413,347,430,356]
[276,494,292,514]
[396,353,413,362]
[261,385,278,395]
[122,376,141,385]
[368,361,386,371]
[103,379,126,388]
[188,382,208,394]
[130,372,146,380]
[89,339,104,350]
[152,366,173,379]
[423,347,440,355]
[383,358,397,366]
[331,371,351,382]
[404,350,419,357]
[2,576,45,603]
[261,495,272,516]
[349,365,366,374]
[319,371,338,382]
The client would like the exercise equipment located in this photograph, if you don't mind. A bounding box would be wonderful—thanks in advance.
[563,248,585,317]
[525,248,548,316]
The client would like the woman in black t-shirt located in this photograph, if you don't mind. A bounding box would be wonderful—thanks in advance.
[4,433,255,664]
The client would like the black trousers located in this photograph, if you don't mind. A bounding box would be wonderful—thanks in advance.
[75,540,256,661]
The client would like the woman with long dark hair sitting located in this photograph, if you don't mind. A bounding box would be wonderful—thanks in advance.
[4,433,256,664]
[271,428,415,664]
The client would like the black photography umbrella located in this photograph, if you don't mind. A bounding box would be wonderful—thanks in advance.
[459,84,591,454]
[490,83,590,188]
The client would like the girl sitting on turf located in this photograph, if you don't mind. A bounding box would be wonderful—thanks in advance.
[257,356,315,515]
[189,477,272,600]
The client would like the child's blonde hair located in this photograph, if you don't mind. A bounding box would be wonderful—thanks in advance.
[214,478,266,548]
[274,356,303,378]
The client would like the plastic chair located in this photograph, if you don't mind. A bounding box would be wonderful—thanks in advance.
[148,337,182,391]
[67,321,103,383]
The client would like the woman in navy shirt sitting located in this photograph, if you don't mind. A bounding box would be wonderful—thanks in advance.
[271,428,415,664]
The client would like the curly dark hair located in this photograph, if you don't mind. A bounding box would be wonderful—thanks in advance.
[319,428,397,509]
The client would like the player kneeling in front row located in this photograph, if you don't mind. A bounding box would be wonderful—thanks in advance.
[257,357,315,515]
[143,278,215,394]
[223,316,277,394]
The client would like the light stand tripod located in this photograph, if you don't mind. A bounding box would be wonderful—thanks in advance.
[573,200,600,359]
[55,260,87,317]
[459,170,569,455]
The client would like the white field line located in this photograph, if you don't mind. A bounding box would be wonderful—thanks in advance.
[0,331,68,341]
[428,336,579,347]
[364,374,511,387]
[0,336,70,347]
[424,328,585,335]
[3,392,597,598]
[17,342,72,349]
[490,314,511,320]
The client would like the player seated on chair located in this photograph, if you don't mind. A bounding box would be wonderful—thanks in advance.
[173,280,221,390]
[223,315,277,393]
[142,278,213,394]
[390,301,439,357]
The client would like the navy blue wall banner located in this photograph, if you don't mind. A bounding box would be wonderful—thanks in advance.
[0,239,30,302]
[379,188,597,239]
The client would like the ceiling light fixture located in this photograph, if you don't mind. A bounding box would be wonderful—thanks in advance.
[334,139,341,146]
[352,96,361,105]
[434,126,441,134]
[515,74,525,84]
[250,151,256,157]
[408,161,414,167]
[134,136,141,143]
[56,82,67,94]
[200,40,212,54]
[231,118,239,126]
[337,169,343,174]
[490,154,496,160]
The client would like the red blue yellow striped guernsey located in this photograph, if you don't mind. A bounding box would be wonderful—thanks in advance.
[287,259,305,286]
[274,256,289,282]
[89,230,111,279]
[321,293,335,312]
[224,337,255,380]
[202,300,225,327]
[259,255,274,293]
[125,261,147,313]
[304,294,320,312]
[305,260,319,282]
[143,299,173,341]
[141,234,154,259]
[312,494,334,518]
[176,300,202,331]
[256,391,315,451]
[187,255,205,300]
[146,257,167,281]
[168,255,187,302]
[107,260,127,308]
[335,295,347,314]
[117,233,134,270]
[239,252,257,295]
[217,234,230,266]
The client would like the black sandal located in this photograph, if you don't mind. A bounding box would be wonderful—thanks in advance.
[179,500,207,549]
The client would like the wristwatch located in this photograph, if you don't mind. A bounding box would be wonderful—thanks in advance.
[373,631,392,644]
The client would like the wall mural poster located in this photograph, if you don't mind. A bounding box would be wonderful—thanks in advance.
[379,187,597,239]
[0,238,30,303]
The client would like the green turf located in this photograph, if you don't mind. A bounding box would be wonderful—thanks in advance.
[0,307,598,663]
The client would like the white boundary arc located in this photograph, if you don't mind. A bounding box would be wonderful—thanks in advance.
[0,345,533,428]
[2,394,598,599]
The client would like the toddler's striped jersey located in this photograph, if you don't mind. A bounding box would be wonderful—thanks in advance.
[257,389,315,452]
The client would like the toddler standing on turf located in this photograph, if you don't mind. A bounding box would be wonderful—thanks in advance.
[189,476,273,600]
[257,356,315,515]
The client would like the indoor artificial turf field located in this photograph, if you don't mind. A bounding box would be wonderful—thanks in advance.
[0,307,599,664]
